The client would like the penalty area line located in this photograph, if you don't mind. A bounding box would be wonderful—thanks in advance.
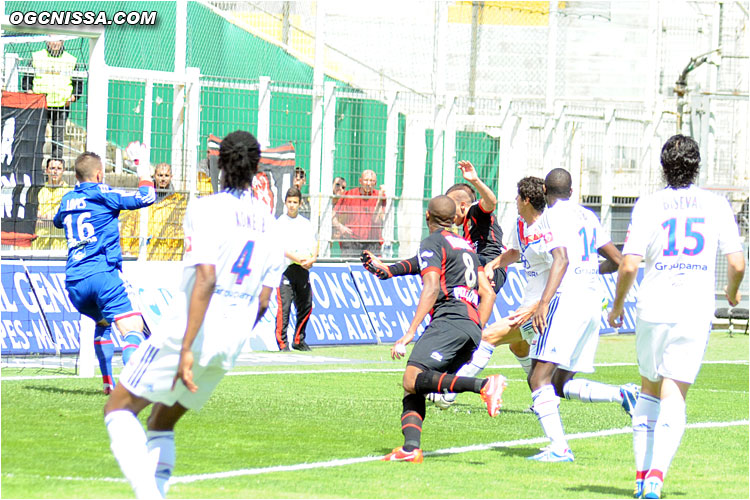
[169,419,749,485]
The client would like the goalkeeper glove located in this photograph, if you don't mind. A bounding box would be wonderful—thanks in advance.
[360,251,392,280]
[126,141,151,179]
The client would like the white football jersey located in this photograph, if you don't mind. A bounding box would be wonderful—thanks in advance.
[548,200,610,294]
[509,209,563,307]
[162,189,284,369]
[276,213,317,267]
[623,185,743,323]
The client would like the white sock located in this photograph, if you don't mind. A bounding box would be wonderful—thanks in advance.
[563,378,622,403]
[442,341,495,402]
[105,411,162,499]
[147,430,175,497]
[514,353,532,376]
[648,394,686,481]
[632,393,660,479]
[531,384,568,451]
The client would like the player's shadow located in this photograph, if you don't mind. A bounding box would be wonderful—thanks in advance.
[24,385,103,396]
[493,446,543,458]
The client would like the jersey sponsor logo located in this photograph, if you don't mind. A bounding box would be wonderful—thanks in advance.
[574,266,599,275]
[65,198,87,210]
[430,351,443,362]
[453,286,479,307]
[444,234,474,251]
[654,261,708,272]
[419,250,434,270]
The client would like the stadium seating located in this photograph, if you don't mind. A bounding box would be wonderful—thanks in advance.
[715,307,749,336]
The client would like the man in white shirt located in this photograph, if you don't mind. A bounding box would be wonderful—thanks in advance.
[609,135,745,500]
[275,187,318,351]
[101,130,284,499]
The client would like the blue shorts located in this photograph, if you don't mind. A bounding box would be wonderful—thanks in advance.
[66,269,139,325]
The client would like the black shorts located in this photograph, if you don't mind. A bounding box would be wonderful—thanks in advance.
[407,317,481,374]
[477,254,507,294]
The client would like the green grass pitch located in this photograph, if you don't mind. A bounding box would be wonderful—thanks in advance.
[2,332,748,498]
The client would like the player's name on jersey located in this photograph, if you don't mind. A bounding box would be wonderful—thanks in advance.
[663,195,700,210]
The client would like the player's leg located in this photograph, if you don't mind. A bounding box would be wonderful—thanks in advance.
[633,376,661,499]
[103,384,161,499]
[382,364,428,462]
[94,321,116,394]
[146,402,189,497]
[291,267,313,351]
[275,273,293,351]
[508,339,532,375]
[100,269,148,365]
[114,313,146,366]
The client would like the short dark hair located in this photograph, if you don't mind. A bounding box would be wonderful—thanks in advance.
[446,183,476,202]
[46,158,64,168]
[517,176,546,212]
[219,130,261,190]
[285,187,301,201]
[544,168,572,198]
[661,134,700,189]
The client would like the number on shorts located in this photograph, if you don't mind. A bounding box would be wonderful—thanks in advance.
[462,252,477,288]
[231,241,255,284]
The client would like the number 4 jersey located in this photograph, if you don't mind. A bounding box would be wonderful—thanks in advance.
[176,189,284,369]
[54,181,156,280]
[623,185,743,323]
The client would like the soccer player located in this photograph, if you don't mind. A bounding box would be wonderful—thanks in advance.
[382,195,508,463]
[103,130,283,498]
[608,135,745,499]
[363,161,533,401]
[54,147,155,393]
[275,186,318,351]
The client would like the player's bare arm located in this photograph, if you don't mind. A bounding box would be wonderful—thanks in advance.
[458,160,497,212]
[607,254,642,328]
[532,246,568,334]
[724,251,746,307]
[597,242,623,274]
[392,271,439,360]
[485,248,520,282]
[173,263,216,393]
[476,270,496,328]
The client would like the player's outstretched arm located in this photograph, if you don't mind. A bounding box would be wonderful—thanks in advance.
[597,242,623,274]
[608,254,642,328]
[484,249,520,282]
[361,251,419,279]
[458,160,497,212]
[725,251,746,307]
[173,263,216,393]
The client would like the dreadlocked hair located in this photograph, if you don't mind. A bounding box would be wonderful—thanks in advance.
[219,130,261,190]
[660,134,700,189]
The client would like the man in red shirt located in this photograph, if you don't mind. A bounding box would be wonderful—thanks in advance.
[333,169,386,257]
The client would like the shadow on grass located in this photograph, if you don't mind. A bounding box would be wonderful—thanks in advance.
[24,384,103,396]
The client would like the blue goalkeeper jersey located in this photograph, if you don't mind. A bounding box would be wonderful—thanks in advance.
[54,181,156,281]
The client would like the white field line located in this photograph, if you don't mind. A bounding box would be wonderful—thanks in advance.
[2,359,748,382]
[7,420,745,486]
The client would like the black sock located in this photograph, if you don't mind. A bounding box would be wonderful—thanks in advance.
[401,394,425,451]
[414,370,484,395]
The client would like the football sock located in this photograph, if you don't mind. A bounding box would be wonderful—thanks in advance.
[147,430,175,497]
[563,378,622,403]
[632,393,660,480]
[105,410,162,499]
[94,325,115,390]
[388,256,419,277]
[513,353,532,376]
[531,384,568,451]
[414,370,484,395]
[440,341,495,403]
[121,330,145,366]
[401,394,425,452]
[648,393,686,481]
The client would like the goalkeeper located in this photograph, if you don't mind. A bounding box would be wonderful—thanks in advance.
[54,144,155,394]
[362,161,534,394]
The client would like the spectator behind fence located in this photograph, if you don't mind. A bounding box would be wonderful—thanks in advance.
[32,158,71,250]
[293,167,311,219]
[120,163,187,261]
[331,176,347,240]
[333,169,386,257]
[21,39,84,159]
[152,162,175,202]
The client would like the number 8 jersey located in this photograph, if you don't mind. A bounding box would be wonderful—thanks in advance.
[623,185,743,323]
[177,189,284,368]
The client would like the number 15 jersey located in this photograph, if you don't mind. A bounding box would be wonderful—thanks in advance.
[176,189,284,369]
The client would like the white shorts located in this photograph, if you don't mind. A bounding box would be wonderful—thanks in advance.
[635,317,711,384]
[527,292,601,373]
[119,337,227,411]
